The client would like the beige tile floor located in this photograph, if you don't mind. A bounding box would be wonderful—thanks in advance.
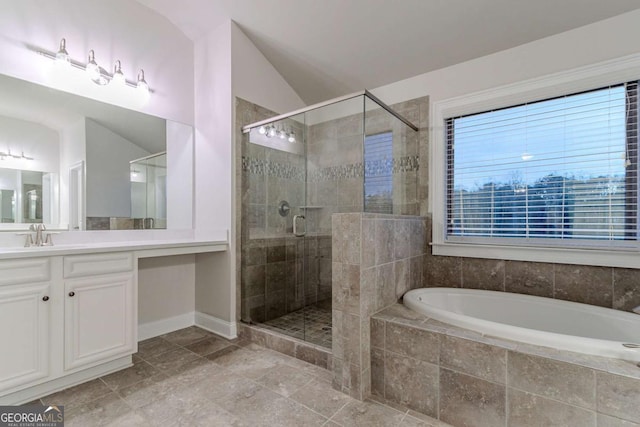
[32,326,448,426]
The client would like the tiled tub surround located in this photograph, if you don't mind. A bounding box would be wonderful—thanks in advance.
[423,241,640,314]
[416,206,640,313]
[403,287,640,362]
[371,304,640,427]
[332,212,429,400]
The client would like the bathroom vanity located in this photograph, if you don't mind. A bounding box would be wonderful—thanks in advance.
[0,60,224,405]
[0,237,226,404]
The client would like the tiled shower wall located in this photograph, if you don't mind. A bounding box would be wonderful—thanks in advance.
[242,235,332,323]
[331,212,428,399]
[306,96,428,235]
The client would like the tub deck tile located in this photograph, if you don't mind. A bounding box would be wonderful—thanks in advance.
[373,303,640,382]
[508,388,596,427]
[440,335,507,384]
[507,351,596,409]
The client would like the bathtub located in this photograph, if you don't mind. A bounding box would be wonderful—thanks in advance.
[403,288,640,363]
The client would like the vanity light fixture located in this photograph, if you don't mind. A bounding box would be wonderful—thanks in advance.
[39,38,152,100]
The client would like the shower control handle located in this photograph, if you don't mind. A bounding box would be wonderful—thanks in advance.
[293,215,306,237]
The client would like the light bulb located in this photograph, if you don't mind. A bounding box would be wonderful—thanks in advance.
[278,129,285,139]
[112,60,126,86]
[137,69,150,102]
[258,125,266,135]
[55,38,71,68]
[288,132,296,143]
[267,126,276,138]
[86,50,100,81]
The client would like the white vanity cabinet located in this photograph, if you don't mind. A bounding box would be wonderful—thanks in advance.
[0,252,137,404]
[63,253,136,371]
[0,258,52,392]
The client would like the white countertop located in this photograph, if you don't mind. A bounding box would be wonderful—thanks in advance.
[0,238,227,260]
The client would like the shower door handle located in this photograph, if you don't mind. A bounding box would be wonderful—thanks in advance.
[293,215,306,237]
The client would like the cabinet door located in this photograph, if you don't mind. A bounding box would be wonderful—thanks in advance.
[64,274,135,371]
[0,284,50,392]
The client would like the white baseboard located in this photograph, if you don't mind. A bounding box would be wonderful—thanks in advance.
[138,312,195,340]
[195,312,237,339]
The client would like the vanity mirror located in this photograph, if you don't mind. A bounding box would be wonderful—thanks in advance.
[0,73,193,231]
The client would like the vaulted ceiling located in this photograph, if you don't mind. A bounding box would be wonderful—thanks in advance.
[137,0,640,104]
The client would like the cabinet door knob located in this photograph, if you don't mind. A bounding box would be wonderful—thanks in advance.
[68,291,75,297]
[42,296,49,302]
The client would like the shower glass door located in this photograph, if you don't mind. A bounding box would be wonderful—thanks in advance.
[243,113,311,342]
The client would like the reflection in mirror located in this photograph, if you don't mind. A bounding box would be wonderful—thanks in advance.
[130,152,166,229]
[0,168,58,226]
[0,73,194,231]
[0,189,15,223]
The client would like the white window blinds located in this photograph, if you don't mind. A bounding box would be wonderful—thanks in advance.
[446,81,638,242]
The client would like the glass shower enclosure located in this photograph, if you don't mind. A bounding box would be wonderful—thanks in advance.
[240,90,419,349]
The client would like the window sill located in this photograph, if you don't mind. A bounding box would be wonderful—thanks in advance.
[432,241,640,269]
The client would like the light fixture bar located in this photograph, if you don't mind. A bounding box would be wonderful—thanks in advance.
[36,40,153,93]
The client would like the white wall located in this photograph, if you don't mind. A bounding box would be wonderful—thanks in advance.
[0,0,194,124]
[138,255,195,325]
[85,119,149,217]
[231,22,305,115]
[166,121,194,229]
[372,9,640,106]
[194,21,234,324]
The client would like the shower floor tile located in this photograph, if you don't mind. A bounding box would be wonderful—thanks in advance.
[262,304,332,348]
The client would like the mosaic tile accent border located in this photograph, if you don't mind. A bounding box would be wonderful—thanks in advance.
[310,163,363,182]
[242,157,305,180]
[392,155,420,173]
[243,155,419,182]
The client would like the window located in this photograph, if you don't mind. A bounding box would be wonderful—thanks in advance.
[446,81,638,246]
[364,132,393,214]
